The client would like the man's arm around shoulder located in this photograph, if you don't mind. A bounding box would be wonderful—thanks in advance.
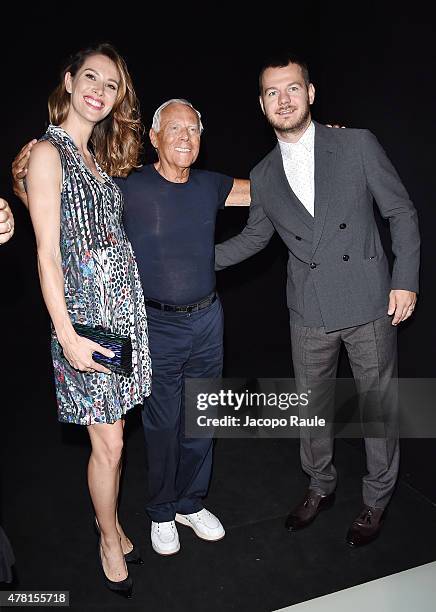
[215,172,275,270]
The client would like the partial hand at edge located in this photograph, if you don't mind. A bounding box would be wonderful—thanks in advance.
[0,198,15,244]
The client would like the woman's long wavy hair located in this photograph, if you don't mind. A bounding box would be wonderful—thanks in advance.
[48,43,143,177]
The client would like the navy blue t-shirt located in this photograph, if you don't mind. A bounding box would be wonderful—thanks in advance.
[115,165,233,304]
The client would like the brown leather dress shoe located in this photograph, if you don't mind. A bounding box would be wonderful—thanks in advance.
[285,489,335,531]
[346,506,385,547]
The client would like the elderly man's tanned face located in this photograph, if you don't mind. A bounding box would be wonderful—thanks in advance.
[150,103,201,170]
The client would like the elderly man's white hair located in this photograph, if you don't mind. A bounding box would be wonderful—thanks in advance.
[151,98,204,133]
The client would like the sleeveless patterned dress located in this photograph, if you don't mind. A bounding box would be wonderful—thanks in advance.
[42,125,151,425]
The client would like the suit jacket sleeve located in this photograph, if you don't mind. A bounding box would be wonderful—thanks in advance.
[360,129,420,292]
[215,175,275,271]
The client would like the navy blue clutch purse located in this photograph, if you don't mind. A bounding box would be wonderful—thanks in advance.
[73,323,133,376]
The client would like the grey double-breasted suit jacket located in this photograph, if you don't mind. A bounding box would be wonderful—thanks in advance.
[215,121,420,332]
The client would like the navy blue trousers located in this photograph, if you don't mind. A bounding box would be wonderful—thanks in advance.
[142,298,223,522]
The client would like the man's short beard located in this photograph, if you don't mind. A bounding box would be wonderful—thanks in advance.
[267,105,311,136]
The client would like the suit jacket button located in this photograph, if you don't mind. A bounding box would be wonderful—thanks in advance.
[310,262,317,269]
[340,223,347,229]
[295,235,302,240]
[343,254,349,261]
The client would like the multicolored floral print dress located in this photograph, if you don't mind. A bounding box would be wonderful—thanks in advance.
[41,125,151,425]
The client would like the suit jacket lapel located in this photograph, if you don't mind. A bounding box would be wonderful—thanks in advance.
[312,122,337,255]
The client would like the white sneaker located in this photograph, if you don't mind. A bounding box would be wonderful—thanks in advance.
[175,508,225,541]
[150,520,180,555]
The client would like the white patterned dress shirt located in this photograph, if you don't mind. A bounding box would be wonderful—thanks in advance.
[278,121,315,216]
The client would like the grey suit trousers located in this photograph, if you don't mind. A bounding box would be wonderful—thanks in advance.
[290,315,398,509]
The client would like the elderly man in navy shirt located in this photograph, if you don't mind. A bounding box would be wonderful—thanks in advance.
[117,99,249,554]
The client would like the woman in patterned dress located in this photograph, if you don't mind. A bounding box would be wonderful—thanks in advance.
[26,44,151,597]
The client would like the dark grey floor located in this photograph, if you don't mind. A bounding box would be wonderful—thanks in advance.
[1,369,436,612]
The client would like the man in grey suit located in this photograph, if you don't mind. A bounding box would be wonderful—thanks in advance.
[215,54,420,547]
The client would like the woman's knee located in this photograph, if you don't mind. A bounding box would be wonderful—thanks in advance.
[89,425,124,468]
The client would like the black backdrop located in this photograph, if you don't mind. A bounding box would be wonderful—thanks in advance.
[1,10,435,501]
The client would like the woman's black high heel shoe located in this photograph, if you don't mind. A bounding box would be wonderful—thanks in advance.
[98,538,133,599]
[94,518,144,565]
[124,545,144,565]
